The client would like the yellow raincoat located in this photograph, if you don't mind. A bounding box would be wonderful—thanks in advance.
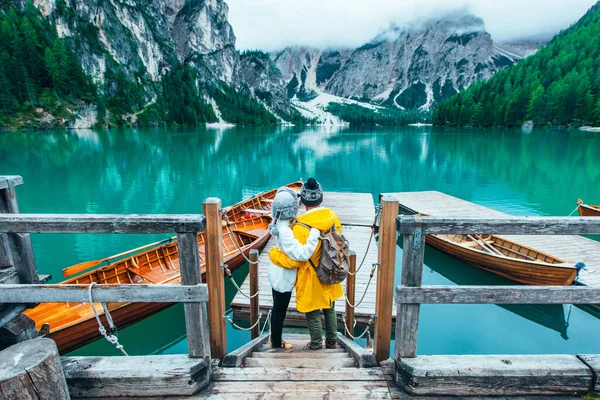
[269,207,344,313]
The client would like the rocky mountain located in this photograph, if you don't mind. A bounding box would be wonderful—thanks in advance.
[273,14,535,110]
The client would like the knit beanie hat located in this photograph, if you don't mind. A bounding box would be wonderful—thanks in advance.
[300,178,323,207]
[269,187,299,236]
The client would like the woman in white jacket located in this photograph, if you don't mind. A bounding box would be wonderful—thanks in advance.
[268,187,320,349]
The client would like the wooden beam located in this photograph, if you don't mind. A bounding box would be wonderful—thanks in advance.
[249,249,259,340]
[396,354,593,396]
[373,196,398,362]
[345,251,356,340]
[394,230,425,359]
[178,232,211,360]
[0,234,12,267]
[578,355,600,395]
[203,198,226,361]
[0,283,208,303]
[0,176,23,191]
[397,215,600,235]
[62,355,210,397]
[0,214,206,234]
[337,333,377,368]
[222,333,269,368]
[396,285,600,305]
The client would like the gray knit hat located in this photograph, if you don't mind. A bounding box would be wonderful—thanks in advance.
[300,178,323,207]
[269,187,299,236]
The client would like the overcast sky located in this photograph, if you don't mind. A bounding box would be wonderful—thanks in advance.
[227,0,597,51]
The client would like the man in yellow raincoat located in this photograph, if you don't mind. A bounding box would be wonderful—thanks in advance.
[269,178,343,349]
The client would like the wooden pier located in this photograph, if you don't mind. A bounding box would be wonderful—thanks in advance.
[385,191,600,287]
[231,192,385,326]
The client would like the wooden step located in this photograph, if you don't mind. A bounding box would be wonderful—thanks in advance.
[254,346,346,353]
[250,352,351,359]
[244,357,356,368]
[213,367,387,382]
[205,381,391,399]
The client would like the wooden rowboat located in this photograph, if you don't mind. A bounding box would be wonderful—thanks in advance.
[24,216,272,354]
[225,181,303,222]
[24,182,302,354]
[577,199,600,217]
[426,234,578,286]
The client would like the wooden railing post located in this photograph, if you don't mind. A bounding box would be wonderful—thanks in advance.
[203,198,226,361]
[345,251,356,340]
[0,176,38,284]
[374,196,399,362]
[395,215,425,359]
[249,250,260,340]
[178,231,211,359]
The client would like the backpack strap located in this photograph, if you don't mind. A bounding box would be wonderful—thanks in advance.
[293,221,319,270]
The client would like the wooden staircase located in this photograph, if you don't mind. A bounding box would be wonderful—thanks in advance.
[201,333,396,399]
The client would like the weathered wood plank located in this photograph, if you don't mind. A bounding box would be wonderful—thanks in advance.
[578,354,600,395]
[374,196,398,363]
[0,304,27,329]
[396,355,593,396]
[8,232,39,284]
[178,232,211,359]
[345,251,357,340]
[0,338,69,399]
[394,230,425,359]
[212,367,387,381]
[222,333,269,368]
[338,333,377,368]
[61,355,210,397]
[0,234,11,267]
[397,215,600,235]
[0,283,208,303]
[244,357,356,368]
[250,352,351,359]
[0,214,206,233]
[396,285,600,304]
[203,198,227,361]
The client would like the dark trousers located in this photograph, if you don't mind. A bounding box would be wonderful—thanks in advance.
[271,289,292,347]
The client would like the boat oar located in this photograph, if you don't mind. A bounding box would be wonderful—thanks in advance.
[467,235,504,257]
[62,236,176,278]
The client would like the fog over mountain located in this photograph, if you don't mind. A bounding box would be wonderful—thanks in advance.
[227,0,597,50]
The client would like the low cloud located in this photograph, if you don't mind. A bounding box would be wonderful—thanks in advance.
[226,0,597,50]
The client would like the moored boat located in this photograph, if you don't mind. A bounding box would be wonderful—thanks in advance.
[425,234,578,286]
[24,182,302,354]
[577,199,600,217]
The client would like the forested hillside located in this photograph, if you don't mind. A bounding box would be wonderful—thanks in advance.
[433,2,600,128]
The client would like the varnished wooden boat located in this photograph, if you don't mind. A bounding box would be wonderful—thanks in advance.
[426,234,578,286]
[577,198,600,217]
[24,216,271,354]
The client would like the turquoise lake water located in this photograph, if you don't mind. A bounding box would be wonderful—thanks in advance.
[1,126,599,357]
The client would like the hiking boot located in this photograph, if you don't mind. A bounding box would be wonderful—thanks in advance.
[325,339,337,349]
[303,342,322,350]
[270,340,293,350]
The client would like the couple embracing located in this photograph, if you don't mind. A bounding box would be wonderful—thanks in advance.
[267,178,344,350]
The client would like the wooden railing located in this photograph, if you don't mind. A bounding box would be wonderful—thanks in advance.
[0,212,211,359]
[393,213,600,359]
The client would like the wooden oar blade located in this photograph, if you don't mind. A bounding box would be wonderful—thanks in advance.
[62,259,104,278]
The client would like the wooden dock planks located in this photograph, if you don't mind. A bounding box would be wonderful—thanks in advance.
[385,191,600,288]
[231,192,385,326]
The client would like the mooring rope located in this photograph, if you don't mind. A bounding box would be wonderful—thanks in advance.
[223,310,262,331]
[87,283,128,356]
[345,263,379,309]
[342,314,374,340]
[260,310,272,336]
[349,205,381,276]
[221,210,259,265]
[568,205,580,216]
[222,263,260,299]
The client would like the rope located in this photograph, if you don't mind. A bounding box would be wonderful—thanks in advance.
[88,283,128,356]
[345,263,378,309]
[221,210,259,265]
[224,313,262,331]
[349,205,381,276]
[342,314,374,340]
[260,310,272,336]
[568,205,580,216]
[223,263,260,299]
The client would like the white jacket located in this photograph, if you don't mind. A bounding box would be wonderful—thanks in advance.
[268,219,320,293]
